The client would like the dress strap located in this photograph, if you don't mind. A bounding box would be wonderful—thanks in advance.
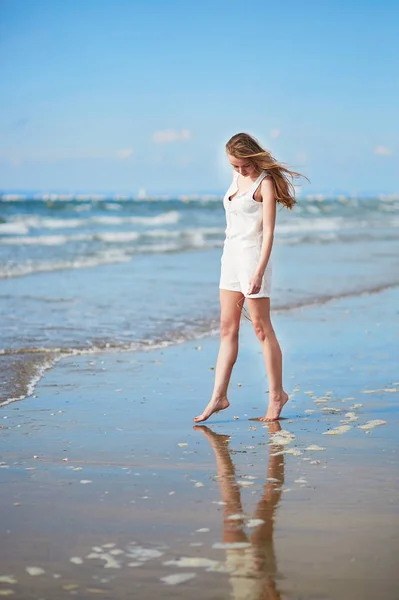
[254,171,269,187]
[251,170,269,190]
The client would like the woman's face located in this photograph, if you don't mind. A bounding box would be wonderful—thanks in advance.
[227,153,258,177]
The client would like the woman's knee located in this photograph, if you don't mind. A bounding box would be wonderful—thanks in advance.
[220,318,239,339]
[252,318,274,342]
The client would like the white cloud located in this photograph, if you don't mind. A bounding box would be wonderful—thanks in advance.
[374,145,393,156]
[152,129,192,144]
[270,128,281,140]
[115,148,133,160]
[180,129,191,140]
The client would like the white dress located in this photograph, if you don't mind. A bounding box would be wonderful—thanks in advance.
[219,170,272,298]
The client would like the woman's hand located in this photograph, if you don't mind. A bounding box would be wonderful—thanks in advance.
[247,271,264,296]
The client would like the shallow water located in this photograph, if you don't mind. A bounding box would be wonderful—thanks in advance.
[2,195,399,405]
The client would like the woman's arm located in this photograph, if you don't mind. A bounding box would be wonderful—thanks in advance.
[255,177,276,276]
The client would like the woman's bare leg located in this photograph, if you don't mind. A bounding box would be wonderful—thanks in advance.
[193,290,243,422]
[246,297,289,421]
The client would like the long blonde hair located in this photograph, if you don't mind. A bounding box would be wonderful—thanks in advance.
[226,132,309,210]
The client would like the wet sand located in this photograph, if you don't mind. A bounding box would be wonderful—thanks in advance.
[1,287,398,599]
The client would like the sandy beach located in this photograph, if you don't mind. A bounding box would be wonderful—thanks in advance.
[1,286,398,599]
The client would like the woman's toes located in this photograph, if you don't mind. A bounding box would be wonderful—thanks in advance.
[193,413,207,423]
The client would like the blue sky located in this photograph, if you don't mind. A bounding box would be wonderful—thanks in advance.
[0,0,398,195]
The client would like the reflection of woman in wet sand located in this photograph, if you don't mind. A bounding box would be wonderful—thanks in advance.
[194,423,285,600]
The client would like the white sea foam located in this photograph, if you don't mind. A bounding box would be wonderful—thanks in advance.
[134,242,183,254]
[10,217,84,230]
[161,573,196,585]
[39,218,84,229]
[0,249,131,278]
[357,420,387,431]
[0,225,350,250]
[94,231,140,243]
[213,542,251,550]
[322,425,352,435]
[0,222,30,235]
[92,210,181,226]
[269,430,295,445]
[0,225,225,248]
[1,194,27,201]
[164,557,219,569]
[6,210,181,232]
[25,567,45,576]
[0,237,223,276]
[0,234,90,246]
[276,217,344,235]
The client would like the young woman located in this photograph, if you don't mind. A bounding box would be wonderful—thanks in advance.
[194,132,307,423]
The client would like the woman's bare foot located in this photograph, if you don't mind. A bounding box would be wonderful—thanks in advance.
[258,390,289,422]
[193,396,230,423]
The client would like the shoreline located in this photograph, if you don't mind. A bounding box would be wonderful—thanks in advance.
[2,277,399,409]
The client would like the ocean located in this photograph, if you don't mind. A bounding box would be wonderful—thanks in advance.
[1,191,399,406]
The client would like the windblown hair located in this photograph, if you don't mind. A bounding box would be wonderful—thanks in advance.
[226,132,309,210]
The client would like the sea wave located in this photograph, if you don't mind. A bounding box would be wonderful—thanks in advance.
[0,227,225,247]
[274,216,386,234]
[0,221,397,251]
[0,233,91,245]
[0,249,132,278]
[0,222,30,235]
[91,211,181,225]
[3,210,397,245]
[4,210,181,232]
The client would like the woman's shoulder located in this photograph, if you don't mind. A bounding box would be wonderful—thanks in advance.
[260,170,272,182]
